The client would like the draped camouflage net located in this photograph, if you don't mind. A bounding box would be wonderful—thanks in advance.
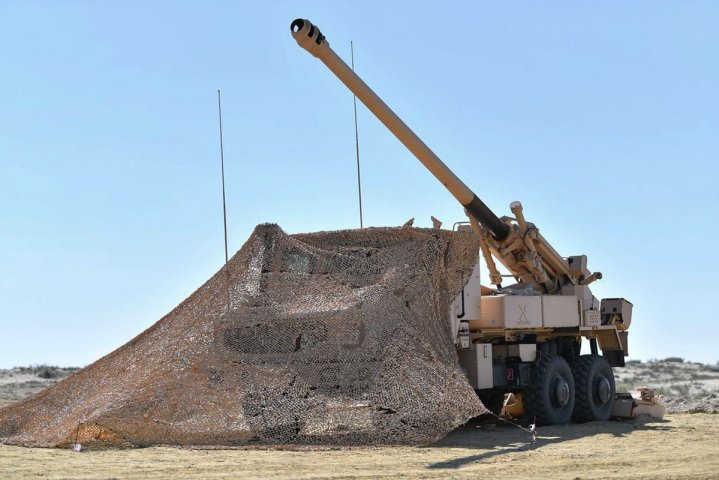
[0,224,485,448]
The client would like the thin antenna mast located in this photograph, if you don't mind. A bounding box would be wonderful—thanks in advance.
[217,89,229,265]
[350,41,364,229]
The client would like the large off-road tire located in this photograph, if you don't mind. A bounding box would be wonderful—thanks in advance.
[524,354,575,426]
[476,389,505,415]
[572,354,615,422]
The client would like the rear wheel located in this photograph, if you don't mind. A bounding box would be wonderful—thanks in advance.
[524,354,575,425]
[572,355,615,422]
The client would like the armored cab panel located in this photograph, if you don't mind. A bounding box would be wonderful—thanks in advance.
[449,260,482,342]
[457,343,493,389]
[474,295,542,329]
[541,295,580,328]
[451,261,482,321]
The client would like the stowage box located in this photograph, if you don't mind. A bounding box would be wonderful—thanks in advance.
[474,295,543,329]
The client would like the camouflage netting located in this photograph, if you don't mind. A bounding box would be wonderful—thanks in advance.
[0,224,485,448]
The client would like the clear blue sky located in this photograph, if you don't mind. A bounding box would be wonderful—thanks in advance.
[1,2,717,367]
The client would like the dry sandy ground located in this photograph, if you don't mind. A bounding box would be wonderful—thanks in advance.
[1,414,717,479]
[2,363,718,479]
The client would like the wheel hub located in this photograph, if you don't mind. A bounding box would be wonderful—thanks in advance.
[551,375,570,409]
[594,376,611,406]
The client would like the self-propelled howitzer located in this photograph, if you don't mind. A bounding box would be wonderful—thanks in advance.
[291,18,632,426]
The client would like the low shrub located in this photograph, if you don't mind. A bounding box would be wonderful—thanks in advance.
[664,357,685,363]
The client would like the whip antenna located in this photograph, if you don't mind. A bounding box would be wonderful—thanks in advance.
[217,89,229,264]
[351,41,364,229]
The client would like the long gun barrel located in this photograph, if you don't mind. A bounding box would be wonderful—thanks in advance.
[291,19,509,241]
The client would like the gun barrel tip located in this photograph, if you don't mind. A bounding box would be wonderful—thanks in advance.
[291,19,305,33]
